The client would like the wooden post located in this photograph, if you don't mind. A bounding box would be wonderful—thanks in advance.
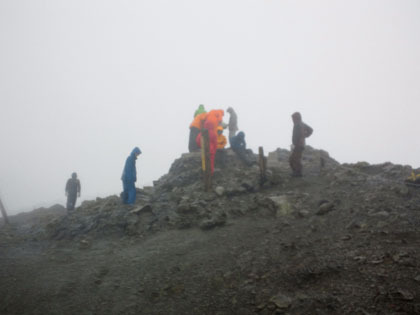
[0,198,9,225]
[258,146,267,185]
[201,129,212,191]
[320,156,325,173]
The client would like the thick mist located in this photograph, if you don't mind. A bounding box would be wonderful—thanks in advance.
[1,0,419,214]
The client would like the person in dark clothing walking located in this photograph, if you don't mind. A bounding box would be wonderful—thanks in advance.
[289,112,313,177]
[121,147,142,204]
[230,131,254,166]
[65,172,81,211]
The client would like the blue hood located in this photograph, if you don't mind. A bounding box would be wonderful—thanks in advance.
[131,147,141,157]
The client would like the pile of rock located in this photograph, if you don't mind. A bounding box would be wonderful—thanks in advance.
[13,146,420,242]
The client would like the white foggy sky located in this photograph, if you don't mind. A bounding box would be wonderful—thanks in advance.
[1,0,419,214]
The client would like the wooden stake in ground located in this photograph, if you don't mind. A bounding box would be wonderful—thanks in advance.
[201,129,212,191]
[258,146,267,185]
[0,197,9,225]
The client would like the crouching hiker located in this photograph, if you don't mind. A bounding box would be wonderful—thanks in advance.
[121,147,141,204]
[230,131,254,166]
[65,172,81,211]
[289,112,313,177]
[216,126,227,167]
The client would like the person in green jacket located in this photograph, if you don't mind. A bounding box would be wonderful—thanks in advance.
[194,104,206,117]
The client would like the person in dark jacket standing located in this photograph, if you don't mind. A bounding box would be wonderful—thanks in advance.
[65,172,81,211]
[289,112,313,177]
[121,147,142,204]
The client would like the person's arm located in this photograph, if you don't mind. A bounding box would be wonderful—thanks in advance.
[65,180,69,196]
[77,180,81,197]
[129,157,137,182]
[122,156,134,181]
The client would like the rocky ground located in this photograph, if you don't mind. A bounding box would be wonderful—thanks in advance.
[1,147,420,315]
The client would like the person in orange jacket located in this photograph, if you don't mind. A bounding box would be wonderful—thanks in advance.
[189,112,207,152]
[216,126,227,167]
[205,109,224,133]
[217,126,227,149]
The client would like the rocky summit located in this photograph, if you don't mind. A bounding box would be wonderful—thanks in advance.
[1,147,420,315]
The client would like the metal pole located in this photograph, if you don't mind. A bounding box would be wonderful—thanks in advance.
[0,197,9,225]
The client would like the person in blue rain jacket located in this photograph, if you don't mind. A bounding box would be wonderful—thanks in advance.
[121,147,141,204]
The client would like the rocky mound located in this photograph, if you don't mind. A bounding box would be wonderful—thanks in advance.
[1,147,420,314]
[33,147,339,240]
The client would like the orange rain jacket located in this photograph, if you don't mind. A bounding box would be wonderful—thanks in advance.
[205,109,224,133]
[190,112,208,130]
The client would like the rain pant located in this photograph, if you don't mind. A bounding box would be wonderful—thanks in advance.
[289,145,304,176]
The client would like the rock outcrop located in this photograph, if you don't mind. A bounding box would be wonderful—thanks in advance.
[1,146,420,315]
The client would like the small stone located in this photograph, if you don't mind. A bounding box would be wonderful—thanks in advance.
[396,288,414,301]
[396,186,410,197]
[368,211,389,218]
[346,220,362,230]
[214,186,225,196]
[414,275,420,282]
[270,293,292,309]
[316,202,334,215]
[295,292,308,301]
[376,221,388,229]
[268,196,292,216]
[267,303,276,311]
[130,204,152,214]
[353,256,366,263]
[392,254,401,262]
[298,210,310,217]
[199,214,226,230]
[79,239,90,249]
[370,259,383,265]
[256,303,266,310]
[176,203,197,214]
